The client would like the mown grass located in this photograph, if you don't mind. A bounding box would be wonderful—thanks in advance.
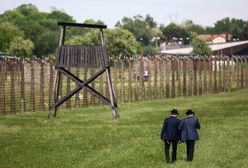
[0,89,248,168]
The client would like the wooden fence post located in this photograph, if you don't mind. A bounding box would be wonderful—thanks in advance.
[120,60,125,102]
[127,59,133,102]
[134,59,139,101]
[222,57,226,92]
[49,60,55,108]
[193,58,198,96]
[165,58,171,98]
[182,58,187,97]
[117,60,121,102]
[188,57,193,96]
[154,58,159,99]
[90,68,96,105]
[113,60,118,103]
[240,57,244,89]
[208,58,212,94]
[171,58,176,98]
[228,56,232,92]
[159,58,165,99]
[147,58,152,100]
[199,58,203,96]
[83,67,88,107]
[30,61,35,112]
[0,61,5,115]
[225,56,230,92]
[140,55,145,101]
[223,57,227,92]
[9,61,16,114]
[176,58,181,98]
[230,56,235,91]
[75,67,80,108]
[39,61,45,112]
[213,57,218,93]
[226,57,231,92]
[245,57,248,88]
[66,67,71,109]
[203,58,207,95]
[221,55,226,92]
[218,56,222,92]
[20,60,25,113]
[98,66,104,106]
[235,57,240,90]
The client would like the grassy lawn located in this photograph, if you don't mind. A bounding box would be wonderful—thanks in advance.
[0,89,248,168]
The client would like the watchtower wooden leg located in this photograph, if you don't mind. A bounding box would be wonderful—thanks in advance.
[48,70,57,119]
[106,67,119,120]
[48,70,61,118]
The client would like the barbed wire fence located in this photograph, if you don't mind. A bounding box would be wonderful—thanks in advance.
[0,55,248,115]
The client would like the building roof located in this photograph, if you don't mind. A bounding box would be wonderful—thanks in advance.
[161,40,248,55]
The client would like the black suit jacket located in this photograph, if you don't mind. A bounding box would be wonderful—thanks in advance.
[161,116,181,141]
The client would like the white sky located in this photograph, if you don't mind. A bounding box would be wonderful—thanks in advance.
[0,0,248,28]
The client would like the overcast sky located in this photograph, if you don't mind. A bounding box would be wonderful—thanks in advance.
[1,0,248,28]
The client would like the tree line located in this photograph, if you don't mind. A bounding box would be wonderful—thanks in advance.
[1,4,248,58]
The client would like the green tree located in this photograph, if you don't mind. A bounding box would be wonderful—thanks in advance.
[150,27,163,47]
[206,17,248,40]
[0,22,24,52]
[160,23,190,44]
[34,31,60,58]
[181,20,206,34]
[105,28,138,58]
[0,4,77,57]
[48,8,74,22]
[0,10,24,26]
[213,17,233,34]
[7,36,34,57]
[191,35,212,56]
[66,28,138,59]
[116,15,154,45]
[145,14,157,28]
[66,29,101,46]
[143,45,160,56]
[230,19,248,40]
[116,15,162,56]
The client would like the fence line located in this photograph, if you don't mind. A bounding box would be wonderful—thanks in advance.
[0,55,248,115]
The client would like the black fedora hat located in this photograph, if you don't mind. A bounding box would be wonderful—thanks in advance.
[170,109,179,115]
[186,109,194,115]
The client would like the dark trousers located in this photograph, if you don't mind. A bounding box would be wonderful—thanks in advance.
[186,140,195,161]
[164,140,178,162]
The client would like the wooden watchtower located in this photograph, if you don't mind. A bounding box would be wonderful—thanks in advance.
[49,22,119,120]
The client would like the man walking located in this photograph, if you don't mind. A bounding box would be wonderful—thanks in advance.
[179,109,201,161]
[160,109,181,163]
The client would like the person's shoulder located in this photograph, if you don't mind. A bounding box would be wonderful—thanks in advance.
[182,117,191,122]
[167,116,180,122]
[175,117,181,121]
[181,117,187,121]
[188,116,199,123]
[164,117,170,121]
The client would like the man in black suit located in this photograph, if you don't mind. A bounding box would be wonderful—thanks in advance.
[178,109,201,161]
[160,109,181,163]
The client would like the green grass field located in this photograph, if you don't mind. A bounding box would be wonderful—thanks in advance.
[0,89,248,168]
